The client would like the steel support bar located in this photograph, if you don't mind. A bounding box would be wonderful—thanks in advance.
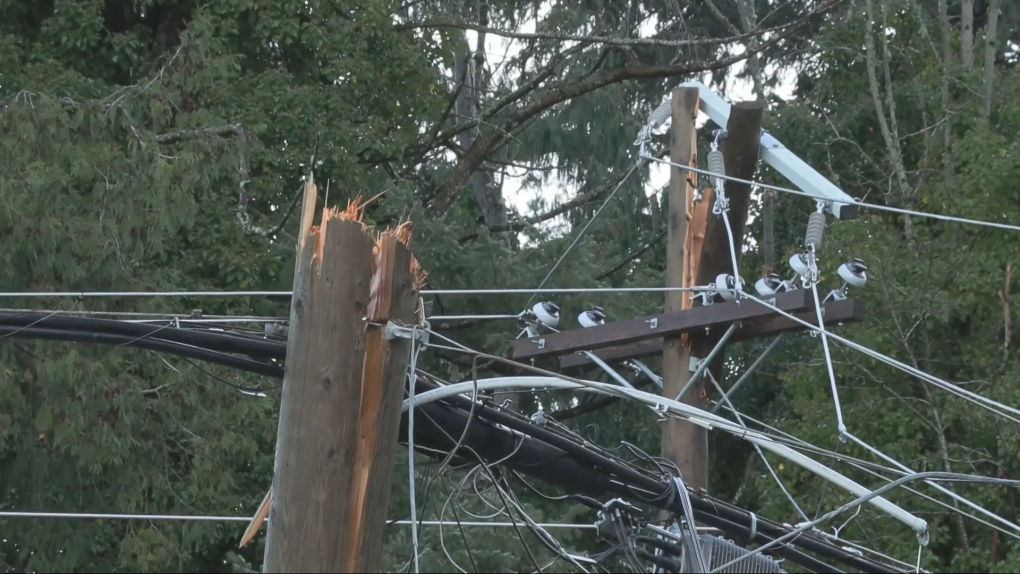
[679,81,859,220]
[709,334,785,413]
[675,322,738,401]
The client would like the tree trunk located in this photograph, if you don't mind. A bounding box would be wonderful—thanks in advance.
[864,0,915,242]
[982,0,1002,120]
[452,0,514,407]
[961,0,975,71]
[938,0,955,178]
[736,0,766,103]
[453,35,510,236]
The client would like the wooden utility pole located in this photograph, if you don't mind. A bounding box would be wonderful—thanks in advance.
[341,230,417,572]
[661,87,706,490]
[262,178,418,573]
[672,100,765,493]
[510,95,863,500]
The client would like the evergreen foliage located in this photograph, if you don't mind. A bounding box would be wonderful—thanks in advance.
[0,0,1018,571]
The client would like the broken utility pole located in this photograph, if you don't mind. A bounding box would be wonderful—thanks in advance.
[672,98,765,493]
[661,87,705,490]
[258,176,421,573]
[509,91,867,502]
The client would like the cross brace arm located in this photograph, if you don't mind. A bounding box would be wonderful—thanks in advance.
[557,297,866,370]
[512,289,813,361]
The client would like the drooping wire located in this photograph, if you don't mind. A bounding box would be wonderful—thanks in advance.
[406,327,423,574]
[705,370,811,525]
[710,472,1020,572]
[525,163,643,308]
[180,356,280,396]
[642,154,1020,233]
[398,356,482,572]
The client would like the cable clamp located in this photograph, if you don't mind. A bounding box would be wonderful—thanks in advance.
[633,125,652,147]
[712,192,729,215]
[384,321,430,345]
[712,129,728,147]
[748,512,758,540]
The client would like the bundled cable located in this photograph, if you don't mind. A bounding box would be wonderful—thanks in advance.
[0,312,285,378]
[0,312,914,572]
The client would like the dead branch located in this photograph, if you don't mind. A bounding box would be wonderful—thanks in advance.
[154,123,246,145]
[396,12,815,49]
[427,0,844,219]
[154,123,310,237]
[595,230,667,281]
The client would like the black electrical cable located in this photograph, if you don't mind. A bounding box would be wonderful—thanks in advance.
[0,312,286,360]
[634,547,681,572]
[513,470,603,511]
[635,536,683,557]
[0,316,904,573]
[425,387,897,573]
[404,395,848,573]
[181,356,281,394]
[0,325,283,378]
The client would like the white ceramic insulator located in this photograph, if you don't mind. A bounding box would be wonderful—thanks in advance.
[805,211,826,251]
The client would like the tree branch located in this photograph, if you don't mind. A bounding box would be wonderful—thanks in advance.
[427,0,844,219]
[457,161,640,242]
[153,123,245,144]
[396,15,817,49]
[265,184,305,239]
[154,123,315,238]
[862,0,915,241]
[595,230,666,280]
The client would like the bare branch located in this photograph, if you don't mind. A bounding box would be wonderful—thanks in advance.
[396,14,813,49]
[154,123,302,237]
[429,0,845,219]
[862,0,915,240]
[595,230,666,280]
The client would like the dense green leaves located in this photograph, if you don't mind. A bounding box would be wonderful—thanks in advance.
[1,0,1019,572]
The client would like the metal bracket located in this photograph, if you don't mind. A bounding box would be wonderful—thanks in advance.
[689,356,703,373]
[384,321,430,345]
[535,338,546,349]
[647,318,658,329]
[679,80,860,220]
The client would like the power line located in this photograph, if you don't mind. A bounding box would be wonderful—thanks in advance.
[428,314,520,321]
[0,308,283,321]
[525,163,643,308]
[0,290,293,298]
[0,511,598,529]
[711,472,1020,572]
[0,286,715,299]
[741,292,1020,424]
[642,154,1020,233]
